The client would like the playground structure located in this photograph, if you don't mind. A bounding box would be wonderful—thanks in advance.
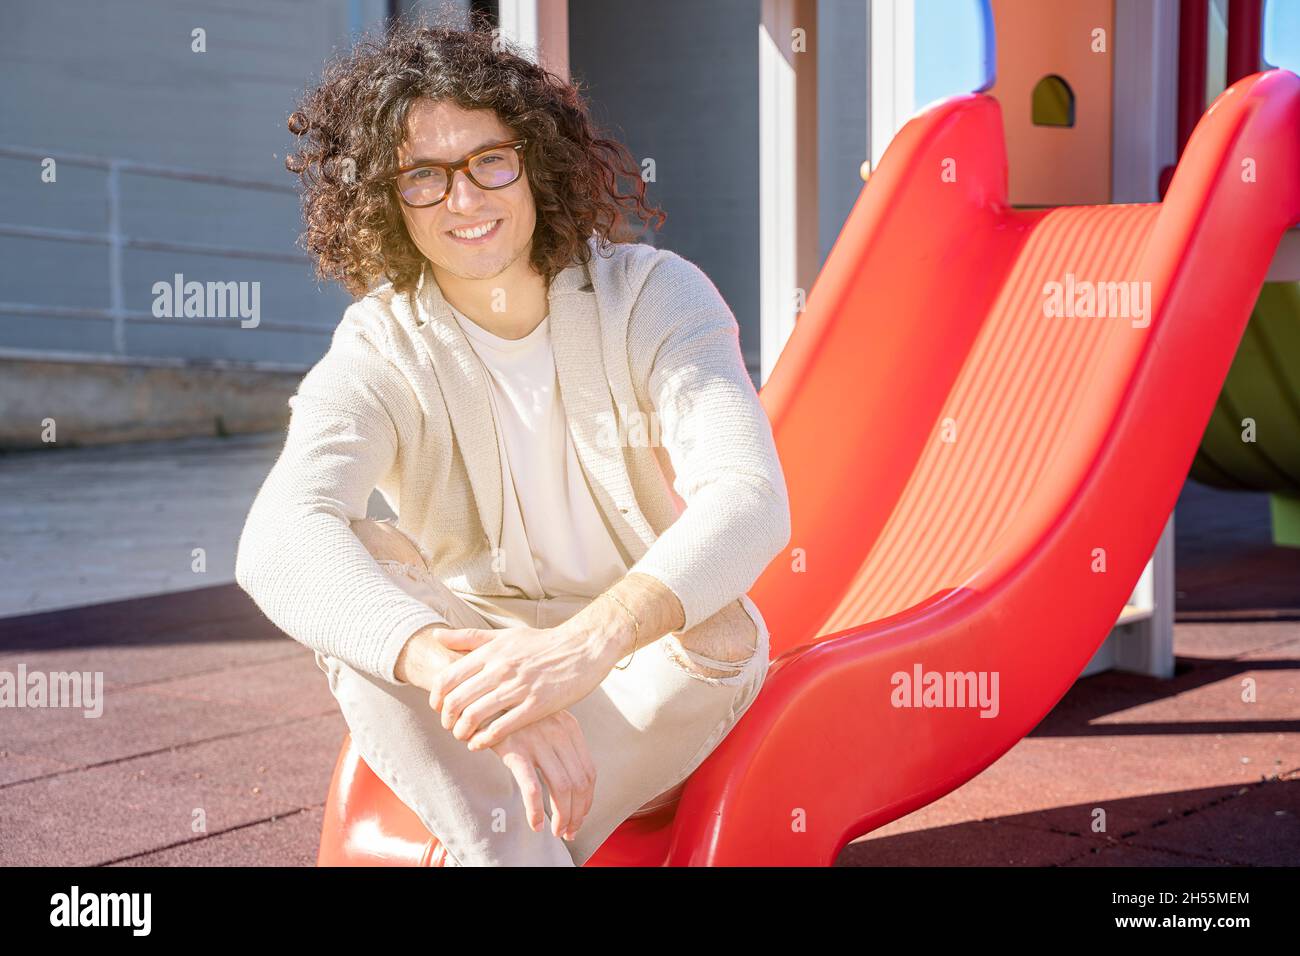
[1182,0,1300,547]
[1190,280,1300,547]
[318,59,1300,864]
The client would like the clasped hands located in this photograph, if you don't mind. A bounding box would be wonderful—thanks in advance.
[403,613,630,842]
[430,617,625,751]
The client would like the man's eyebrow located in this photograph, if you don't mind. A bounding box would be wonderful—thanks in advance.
[403,140,505,165]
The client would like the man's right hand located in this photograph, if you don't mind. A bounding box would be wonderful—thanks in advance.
[490,708,596,842]
[398,628,597,840]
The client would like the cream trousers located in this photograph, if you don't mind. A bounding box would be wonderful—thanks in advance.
[314,518,771,866]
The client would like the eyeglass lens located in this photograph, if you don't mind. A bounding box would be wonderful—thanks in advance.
[397,146,521,206]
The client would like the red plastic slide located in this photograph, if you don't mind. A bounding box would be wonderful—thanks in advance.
[318,70,1300,866]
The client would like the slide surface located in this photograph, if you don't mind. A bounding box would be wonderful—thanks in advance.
[317,71,1300,867]
[672,69,1300,866]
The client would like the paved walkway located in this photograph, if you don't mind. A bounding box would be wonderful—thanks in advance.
[0,433,391,617]
[0,434,281,617]
[0,436,1295,865]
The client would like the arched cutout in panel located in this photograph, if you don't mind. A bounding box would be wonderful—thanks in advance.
[1031,74,1076,127]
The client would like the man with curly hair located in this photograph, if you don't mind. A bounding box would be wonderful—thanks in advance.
[236,16,790,867]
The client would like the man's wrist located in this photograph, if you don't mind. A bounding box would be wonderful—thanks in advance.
[561,594,637,668]
[394,624,460,688]
[563,572,684,668]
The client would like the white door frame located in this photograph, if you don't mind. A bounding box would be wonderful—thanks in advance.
[759,0,819,386]
[867,0,915,170]
[498,0,569,81]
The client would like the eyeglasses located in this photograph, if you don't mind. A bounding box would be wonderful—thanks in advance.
[381,138,527,208]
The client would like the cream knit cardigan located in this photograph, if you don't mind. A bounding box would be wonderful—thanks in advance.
[234,235,791,685]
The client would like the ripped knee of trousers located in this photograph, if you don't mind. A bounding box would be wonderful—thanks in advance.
[350,517,429,574]
[663,599,760,683]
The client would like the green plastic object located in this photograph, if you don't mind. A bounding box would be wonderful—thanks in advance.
[1190,281,1300,547]
[1272,493,1300,547]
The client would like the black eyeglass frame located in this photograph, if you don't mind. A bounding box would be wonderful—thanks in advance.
[379,138,528,208]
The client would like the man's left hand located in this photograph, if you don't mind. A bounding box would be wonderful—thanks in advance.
[429,621,624,751]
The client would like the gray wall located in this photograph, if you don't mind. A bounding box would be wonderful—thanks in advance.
[0,0,397,368]
[817,0,869,268]
[567,0,763,380]
[2,0,862,385]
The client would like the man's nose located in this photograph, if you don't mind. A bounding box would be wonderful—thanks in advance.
[445,169,486,213]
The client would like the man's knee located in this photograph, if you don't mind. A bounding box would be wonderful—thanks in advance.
[350,518,427,568]
[670,599,759,679]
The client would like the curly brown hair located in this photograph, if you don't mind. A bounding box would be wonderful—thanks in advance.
[284,9,665,298]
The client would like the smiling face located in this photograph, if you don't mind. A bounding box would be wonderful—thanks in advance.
[394,99,536,284]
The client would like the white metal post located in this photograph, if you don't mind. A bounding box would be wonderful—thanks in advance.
[498,0,569,81]
[759,0,818,386]
[867,0,914,170]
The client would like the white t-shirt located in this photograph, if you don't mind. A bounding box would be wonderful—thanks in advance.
[451,304,630,615]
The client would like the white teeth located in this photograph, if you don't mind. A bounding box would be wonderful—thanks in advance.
[450,220,499,239]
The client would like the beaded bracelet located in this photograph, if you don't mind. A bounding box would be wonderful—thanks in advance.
[603,592,640,670]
